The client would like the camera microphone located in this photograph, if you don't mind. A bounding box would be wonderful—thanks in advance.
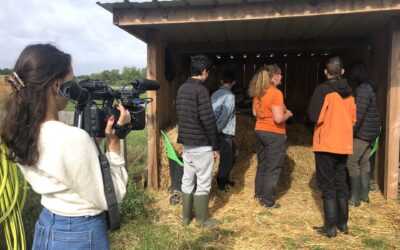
[131,79,160,91]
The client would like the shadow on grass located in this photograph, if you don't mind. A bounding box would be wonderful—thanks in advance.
[179,228,236,250]
[111,212,236,250]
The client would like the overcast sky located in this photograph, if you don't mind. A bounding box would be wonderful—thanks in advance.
[0,0,148,75]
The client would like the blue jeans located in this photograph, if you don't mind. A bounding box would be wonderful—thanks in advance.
[32,208,109,250]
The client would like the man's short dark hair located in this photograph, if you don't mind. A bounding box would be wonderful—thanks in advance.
[222,70,235,84]
[326,56,344,77]
[190,54,211,76]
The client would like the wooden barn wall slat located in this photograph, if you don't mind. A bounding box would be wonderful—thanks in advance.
[146,29,163,190]
[370,21,391,197]
[384,18,400,199]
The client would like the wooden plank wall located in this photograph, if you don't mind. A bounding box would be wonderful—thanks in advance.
[196,49,370,114]
[384,18,400,199]
[370,22,391,196]
[370,17,400,199]
[146,30,162,190]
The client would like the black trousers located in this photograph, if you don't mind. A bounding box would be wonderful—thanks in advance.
[315,152,349,200]
[254,130,286,206]
[217,133,238,180]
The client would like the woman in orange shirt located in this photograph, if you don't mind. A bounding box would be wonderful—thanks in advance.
[248,65,293,208]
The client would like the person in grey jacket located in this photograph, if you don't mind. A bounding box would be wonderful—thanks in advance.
[211,70,238,191]
[347,61,381,206]
[176,54,220,227]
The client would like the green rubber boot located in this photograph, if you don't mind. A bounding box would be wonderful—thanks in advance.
[349,175,361,207]
[182,193,193,226]
[193,194,220,227]
[360,171,370,203]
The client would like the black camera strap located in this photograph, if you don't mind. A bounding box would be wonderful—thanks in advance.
[94,139,121,231]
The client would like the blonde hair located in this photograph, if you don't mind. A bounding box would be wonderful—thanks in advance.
[248,64,282,97]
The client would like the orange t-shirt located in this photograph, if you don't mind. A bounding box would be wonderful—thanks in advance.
[253,86,286,134]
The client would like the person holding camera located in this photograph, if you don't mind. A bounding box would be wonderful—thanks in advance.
[176,54,220,227]
[0,44,130,249]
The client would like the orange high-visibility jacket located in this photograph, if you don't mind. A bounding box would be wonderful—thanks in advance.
[307,78,356,154]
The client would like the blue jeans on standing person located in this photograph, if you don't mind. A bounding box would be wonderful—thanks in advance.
[32,208,109,250]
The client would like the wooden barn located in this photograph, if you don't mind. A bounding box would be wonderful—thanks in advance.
[98,0,400,199]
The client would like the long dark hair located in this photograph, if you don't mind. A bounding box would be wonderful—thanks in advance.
[1,44,71,166]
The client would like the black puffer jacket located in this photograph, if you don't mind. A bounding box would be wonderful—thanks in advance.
[176,78,219,150]
[354,80,381,142]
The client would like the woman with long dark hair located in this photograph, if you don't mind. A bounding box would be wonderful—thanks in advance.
[248,65,293,208]
[1,44,130,249]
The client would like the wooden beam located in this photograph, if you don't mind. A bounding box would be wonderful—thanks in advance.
[168,36,370,54]
[384,17,400,199]
[146,29,164,190]
[114,0,400,26]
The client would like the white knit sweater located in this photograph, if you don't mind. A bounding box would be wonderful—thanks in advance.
[18,121,128,217]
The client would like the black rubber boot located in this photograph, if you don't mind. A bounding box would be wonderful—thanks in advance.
[193,194,220,227]
[349,175,361,207]
[314,199,337,238]
[336,198,349,234]
[360,171,370,203]
[182,193,193,226]
[217,177,228,191]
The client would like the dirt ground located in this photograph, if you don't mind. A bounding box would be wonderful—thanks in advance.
[155,114,400,249]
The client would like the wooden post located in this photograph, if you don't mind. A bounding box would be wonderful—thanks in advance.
[384,18,400,199]
[146,30,164,190]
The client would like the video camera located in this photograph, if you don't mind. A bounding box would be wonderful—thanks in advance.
[60,78,160,138]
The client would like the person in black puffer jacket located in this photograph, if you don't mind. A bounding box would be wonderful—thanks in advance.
[347,61,381,206]
[176,54,220,227]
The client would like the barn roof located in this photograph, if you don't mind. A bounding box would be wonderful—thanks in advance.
[97,0,400,52]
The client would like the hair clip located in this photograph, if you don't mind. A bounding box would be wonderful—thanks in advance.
[7,72,25,91]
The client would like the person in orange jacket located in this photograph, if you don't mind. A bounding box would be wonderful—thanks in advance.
[307,56,356,238]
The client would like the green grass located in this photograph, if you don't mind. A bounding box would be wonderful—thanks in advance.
[118,129,150,222]
[362,237,387,250]
[282,236,296,250]
[310,246,327,250]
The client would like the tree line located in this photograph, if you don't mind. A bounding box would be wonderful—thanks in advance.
[0,67,147,87]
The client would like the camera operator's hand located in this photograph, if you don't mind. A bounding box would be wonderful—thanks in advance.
[105,104,131,153]
[115,103,131,126]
